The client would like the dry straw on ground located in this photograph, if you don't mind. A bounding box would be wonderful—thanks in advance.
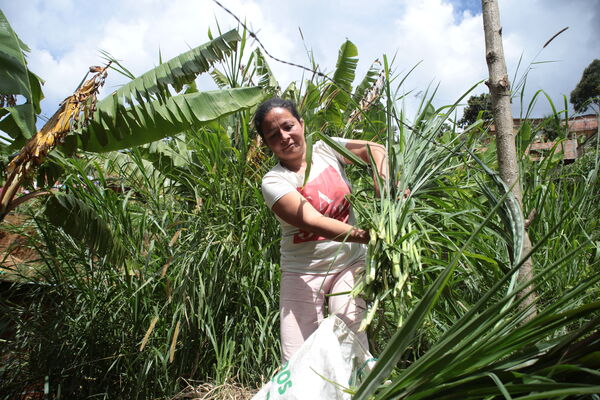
[170,381,257,400]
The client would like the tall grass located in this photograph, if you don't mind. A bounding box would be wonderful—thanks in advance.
[1,37,598,400]
[348,68,600,398]
[0,125,282,399]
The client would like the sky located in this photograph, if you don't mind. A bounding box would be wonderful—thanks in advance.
[2,0,599,126]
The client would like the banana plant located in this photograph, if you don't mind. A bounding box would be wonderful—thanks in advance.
[0,10,44,147]
[278,38,384,139]
[319,40,359,128]
[0,12,267,223]
[65,28,265,153]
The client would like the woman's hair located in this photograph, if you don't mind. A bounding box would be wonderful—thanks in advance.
[253,97,302,138]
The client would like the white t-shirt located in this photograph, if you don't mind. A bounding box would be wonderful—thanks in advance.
[261,137,366,274]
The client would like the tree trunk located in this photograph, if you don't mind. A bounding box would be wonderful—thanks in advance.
[481,0,537,320]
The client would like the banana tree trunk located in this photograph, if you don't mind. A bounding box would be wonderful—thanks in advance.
[482,0,537,320]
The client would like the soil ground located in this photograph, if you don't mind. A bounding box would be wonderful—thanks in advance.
[0,214,40,281]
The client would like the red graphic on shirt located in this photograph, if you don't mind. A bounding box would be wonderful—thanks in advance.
[294,165,351,243]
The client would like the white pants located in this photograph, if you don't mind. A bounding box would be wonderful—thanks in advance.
[279,262,368,363]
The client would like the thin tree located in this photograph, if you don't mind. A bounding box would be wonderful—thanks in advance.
[481,0,537,319]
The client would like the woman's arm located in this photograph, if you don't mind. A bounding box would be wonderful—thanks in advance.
[343,139,388,195]
[342,139,410,198]
[271,191,370,244]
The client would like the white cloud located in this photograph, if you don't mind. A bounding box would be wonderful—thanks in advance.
[5,0,295,120]
[388,0,486,113]
[3,0,599,126]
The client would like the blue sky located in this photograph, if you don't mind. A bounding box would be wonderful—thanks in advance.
[453,0,481,17]
[2,0,599,126]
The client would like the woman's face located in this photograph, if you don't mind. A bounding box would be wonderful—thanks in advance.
[261,107,306,165]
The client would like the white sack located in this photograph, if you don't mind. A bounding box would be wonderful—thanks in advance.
[252,315,375,400]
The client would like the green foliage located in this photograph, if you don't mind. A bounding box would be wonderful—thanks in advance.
[104,29,241,104]
[0,20,598,400]
[68,29,267,154]
[44,191,127,264]
[458,93,492,128]
[321,40,359,120]
[0,9,44,143]
[312,40,358,132]
[71,87,265,153]
[209,28,279,92]
[351,60,383,110]
[531,113,565,143]
[252,48,279,89]
[351,65,600,400]
[0,130,282,399]
[0,19,275,399]
[570,59,600,113]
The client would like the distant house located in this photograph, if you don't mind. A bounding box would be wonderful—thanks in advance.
[489,113,598,162]
[564,114,598,140]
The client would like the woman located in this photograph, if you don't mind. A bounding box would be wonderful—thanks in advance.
[255,97,387,362]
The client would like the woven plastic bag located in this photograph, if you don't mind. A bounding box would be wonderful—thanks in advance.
[252,315,375,400]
